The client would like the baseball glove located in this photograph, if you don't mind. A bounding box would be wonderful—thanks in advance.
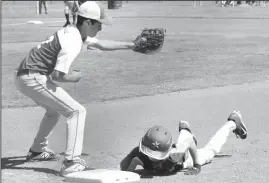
[133,28,165,54]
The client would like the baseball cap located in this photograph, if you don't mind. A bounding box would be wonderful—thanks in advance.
[77,1,112,26]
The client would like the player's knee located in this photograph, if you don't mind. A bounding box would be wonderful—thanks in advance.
[64,7,69,14]
[198,149,215,165]
[66,104,86,118]
[76,105,86,115]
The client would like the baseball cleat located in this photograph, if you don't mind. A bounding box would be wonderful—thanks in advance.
[60,157,89,176]
[178,120,191,132]
[26,148,59,162]
[63,21,71,27]
[228,110,247,139]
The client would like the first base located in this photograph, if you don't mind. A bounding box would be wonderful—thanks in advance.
[64,169,140,183]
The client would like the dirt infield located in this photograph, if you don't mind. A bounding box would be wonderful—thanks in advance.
[2,1,269,108]
[2,81,269,183]
[2,1,269,183]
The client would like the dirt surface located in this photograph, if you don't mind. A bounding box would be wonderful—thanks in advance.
[2,1,269,183]
[2,81,269,183]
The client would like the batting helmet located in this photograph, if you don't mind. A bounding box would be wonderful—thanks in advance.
[139,125,173,160]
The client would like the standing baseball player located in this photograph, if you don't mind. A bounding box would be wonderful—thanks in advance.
[120,110,247,175]
[14,1,142,176]
[39,0,48,14]
[63,1,80,27]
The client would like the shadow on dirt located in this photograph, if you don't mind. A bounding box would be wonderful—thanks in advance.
[1,156,59,176]
[215,154,232,158]
[134,154,232,179]
[134,168,184,179]
[59,152,90,157]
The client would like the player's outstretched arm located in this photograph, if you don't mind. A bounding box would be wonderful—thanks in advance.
[86,37,136,51]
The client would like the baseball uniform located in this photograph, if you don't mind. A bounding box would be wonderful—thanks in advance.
[120,115,246,173]
[15,25,88,161]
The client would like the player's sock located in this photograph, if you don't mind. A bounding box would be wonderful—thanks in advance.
[204,121,236,154]
[73,15,76,24]
[65,13,70,23]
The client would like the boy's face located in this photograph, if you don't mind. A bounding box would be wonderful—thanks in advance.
[87,20,102,37]
[81,20,102,39]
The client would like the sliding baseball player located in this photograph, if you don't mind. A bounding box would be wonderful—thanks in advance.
[120,110,247,175]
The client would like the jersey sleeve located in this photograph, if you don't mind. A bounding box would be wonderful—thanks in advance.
[54,27,82,74]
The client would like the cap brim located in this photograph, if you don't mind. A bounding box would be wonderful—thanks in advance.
[139,142,170,160]
[99,17,112,26]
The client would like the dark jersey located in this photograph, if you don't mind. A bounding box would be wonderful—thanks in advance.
[17,33,61,75]
[17,26,82,75]
[120,145,186,173]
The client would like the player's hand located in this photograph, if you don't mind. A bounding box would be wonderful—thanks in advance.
[133,35,147,48]
[184,164,201,175]
[71,70,82,82]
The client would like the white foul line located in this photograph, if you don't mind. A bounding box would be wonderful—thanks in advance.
[2,20,64,27]
[2,22,28,27]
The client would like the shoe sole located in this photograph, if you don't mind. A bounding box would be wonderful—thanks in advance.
[229,112,247,139]
[236,121,247,139]
[60,167,92,177]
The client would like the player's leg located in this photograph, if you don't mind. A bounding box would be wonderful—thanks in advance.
[26,105,61,161]
[15,72,87,171]
[43,0,48,14]
[64,1,71,27]
[198,111,247,165]
[14,70,60,161]
[71,9,77,25]
[183,111,247,168]
[39,0,42,14]
[174,121,197,169]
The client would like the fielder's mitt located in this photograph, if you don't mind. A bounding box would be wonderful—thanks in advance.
[133,28,165,54]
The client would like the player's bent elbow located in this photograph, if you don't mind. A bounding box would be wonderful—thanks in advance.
[120,158,129,171]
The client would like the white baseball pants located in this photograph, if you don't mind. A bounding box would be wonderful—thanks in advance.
[183,121,236,168]
[14,70,86,161]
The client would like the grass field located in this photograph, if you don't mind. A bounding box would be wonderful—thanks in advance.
[2,1,269,183]
[2,1,269,108]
